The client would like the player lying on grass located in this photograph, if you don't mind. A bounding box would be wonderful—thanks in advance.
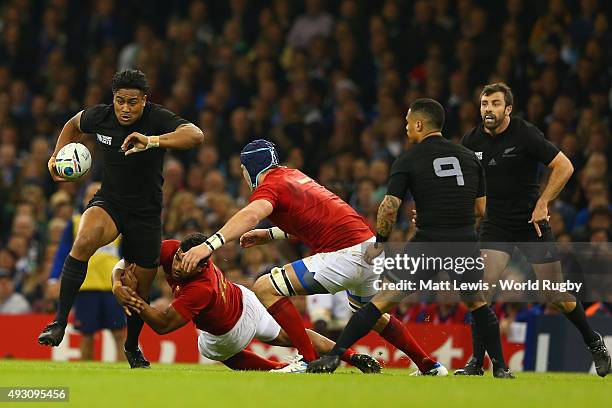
[112,233,380,373]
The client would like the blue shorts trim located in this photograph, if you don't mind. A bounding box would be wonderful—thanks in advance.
[291,259,314,294]
[346,292,375,311]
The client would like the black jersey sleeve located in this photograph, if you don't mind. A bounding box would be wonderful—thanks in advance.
[386,153,412,199]
[151,105,190,134]
[476,157,486,197]
[79,104,107,133]
[523,122,560,166]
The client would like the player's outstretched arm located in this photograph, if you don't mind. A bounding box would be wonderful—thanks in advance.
[239,227,293,248]
[110,259,139,316]
[48,111,85,182]
[122,123,204,155]
[181,200,273,272]
[529,152,573,236]
[125,294,188,335]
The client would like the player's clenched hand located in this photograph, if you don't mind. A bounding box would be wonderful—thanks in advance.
[528,200,550,238]
[240,229,271,248]
[112,285,137,316]
[121,132,158,156]
[121,263,138,291]
[47,155,69,182]
[181,243,212,274]
[124,293,147,314]
[363,243,384,265]
[411,209,417,224]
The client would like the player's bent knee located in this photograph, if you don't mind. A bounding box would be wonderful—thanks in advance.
[464,301,488,311]
[370,298,395,314]
[72,232,102,258]
[267,266,297,297]
[552,300,575,313]
[254,267,300,299]
[266,329,291,347]
[373,313,391,333]
[252,275,273,297]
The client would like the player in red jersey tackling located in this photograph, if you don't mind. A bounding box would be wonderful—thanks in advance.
[113,233,380,372]
[180,139,446,374]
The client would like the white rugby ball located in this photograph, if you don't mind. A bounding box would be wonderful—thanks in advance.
[55,143,92,180]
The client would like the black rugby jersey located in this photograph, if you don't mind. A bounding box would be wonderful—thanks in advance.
[461,117,559,229]
[387,136,485,231]
[80,103,189,210]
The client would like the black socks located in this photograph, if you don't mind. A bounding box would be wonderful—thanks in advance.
[470,319,486,366]
[55,255,88,326]
[563,301,598,344]
[330,303,382,357]
[471,305,507,370]
[125,312,146,352]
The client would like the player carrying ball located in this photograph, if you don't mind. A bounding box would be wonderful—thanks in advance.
[38,69,204,368]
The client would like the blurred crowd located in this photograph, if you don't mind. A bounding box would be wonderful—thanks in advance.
[0,0,610,328]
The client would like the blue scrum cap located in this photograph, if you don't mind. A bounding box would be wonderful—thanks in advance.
[240,139,279,189]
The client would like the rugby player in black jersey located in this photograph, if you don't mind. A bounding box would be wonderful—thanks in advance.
[307,98,509,375]
[457,82,610,377]
[38,70,204,368]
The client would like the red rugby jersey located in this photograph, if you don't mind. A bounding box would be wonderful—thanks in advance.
[249,167,374,253]
[160,240,243,335]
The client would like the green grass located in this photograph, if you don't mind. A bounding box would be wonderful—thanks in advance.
[0,360,609,407]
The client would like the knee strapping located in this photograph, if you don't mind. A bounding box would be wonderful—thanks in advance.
[269,267,296,297]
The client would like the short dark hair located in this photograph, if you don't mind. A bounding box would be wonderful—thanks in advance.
[111,69,149,94]
[179,232,208,253]
[409,98,445,130]
[481,82,513,106]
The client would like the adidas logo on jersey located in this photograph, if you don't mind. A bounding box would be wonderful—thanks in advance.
[488,158,497,166]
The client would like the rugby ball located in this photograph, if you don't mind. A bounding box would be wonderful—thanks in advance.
[55,143,92,180]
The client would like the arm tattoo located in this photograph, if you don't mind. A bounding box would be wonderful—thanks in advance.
[376,195,401,238]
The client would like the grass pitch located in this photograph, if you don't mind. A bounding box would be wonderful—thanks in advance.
[0,360,609,407]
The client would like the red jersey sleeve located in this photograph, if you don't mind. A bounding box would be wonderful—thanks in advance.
[249,182,282,209]
[170,283,213,322]
[160,240,180,274]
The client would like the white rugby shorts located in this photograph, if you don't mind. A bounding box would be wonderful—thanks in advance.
[197,285,281,361]
[293,237,381,310]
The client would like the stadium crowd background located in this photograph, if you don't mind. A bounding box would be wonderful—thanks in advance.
[0,0,610,334]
